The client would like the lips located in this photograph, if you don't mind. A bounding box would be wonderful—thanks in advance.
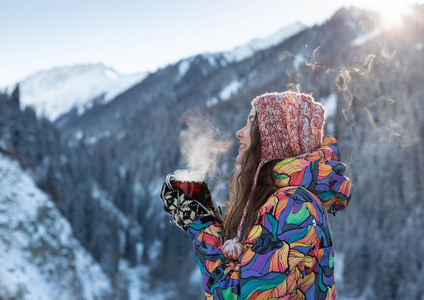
[238,142,247,151]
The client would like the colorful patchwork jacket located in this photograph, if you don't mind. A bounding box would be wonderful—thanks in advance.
[187,137,353,299]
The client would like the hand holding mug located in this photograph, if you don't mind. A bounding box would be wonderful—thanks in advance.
[161,170,215,230]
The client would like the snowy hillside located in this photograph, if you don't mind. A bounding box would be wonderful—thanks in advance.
[222,21,306,63]
[0,153,113,299]
[179,22,306,79]
[11,63,148,121]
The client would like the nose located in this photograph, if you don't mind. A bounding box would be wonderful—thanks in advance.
[236,127,243,139]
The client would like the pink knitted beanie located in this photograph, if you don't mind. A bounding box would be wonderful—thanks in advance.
[252,91,325,187]
[222,91,325,261]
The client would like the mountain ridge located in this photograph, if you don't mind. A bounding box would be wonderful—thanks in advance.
[8,63,148,121]
[9,22,306,124]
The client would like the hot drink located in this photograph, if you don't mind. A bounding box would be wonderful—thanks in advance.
[166,170,205,199]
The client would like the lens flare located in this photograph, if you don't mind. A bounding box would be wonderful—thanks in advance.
[361,1,411,27]
[379,3,408,26]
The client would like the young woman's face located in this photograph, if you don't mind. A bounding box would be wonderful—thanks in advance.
[235,107,256,164]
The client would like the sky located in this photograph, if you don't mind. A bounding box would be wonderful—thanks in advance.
[1,0,422,87]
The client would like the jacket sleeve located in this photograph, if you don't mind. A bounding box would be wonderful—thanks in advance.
[187,189,321,299]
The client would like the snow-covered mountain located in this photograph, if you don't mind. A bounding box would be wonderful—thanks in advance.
[0,153,113,299]
[222,21,306,63]
[177,22,306,79]
[12,63,148,121]
[10,22,304,123]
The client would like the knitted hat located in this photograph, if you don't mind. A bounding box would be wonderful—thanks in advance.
[222,91,325,261]
[252,91,325,187]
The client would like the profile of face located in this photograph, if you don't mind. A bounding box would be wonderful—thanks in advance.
[235,107,256,164]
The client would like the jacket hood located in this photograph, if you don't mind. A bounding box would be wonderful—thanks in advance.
[272,136,353,214]
[251,92,325,189]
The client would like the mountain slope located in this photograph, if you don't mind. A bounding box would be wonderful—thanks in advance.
[0,152,113,299]
[221,21,306,63]
[13,63,147,121]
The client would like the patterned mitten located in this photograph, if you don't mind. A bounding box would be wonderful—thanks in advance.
[160,181,214,230]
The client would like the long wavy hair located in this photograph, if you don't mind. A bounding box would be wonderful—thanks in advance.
[224,113,278,241]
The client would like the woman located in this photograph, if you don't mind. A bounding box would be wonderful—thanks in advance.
[161,91,353,299]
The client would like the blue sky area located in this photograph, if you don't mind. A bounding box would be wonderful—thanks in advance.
[0,0,422,86]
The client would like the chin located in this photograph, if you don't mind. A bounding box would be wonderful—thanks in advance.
[236,153,243,164]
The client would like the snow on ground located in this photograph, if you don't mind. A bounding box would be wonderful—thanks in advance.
[11,63,148,121]
[219,80,244,101]
[351,28,382,47]
[91,184,130,229]
[205,54,218,68]
[320,93,338,118]
[206,97,219,107]
[119,260,186,300]
[320,93,338,136]
[86,129,111,144]
[177,58,194,80]
[334,252,370,300]
[189,266,202,286]
[0,153,112,299]
[119,260,144,300]
[293,53,305,70]
[334,252,345,287]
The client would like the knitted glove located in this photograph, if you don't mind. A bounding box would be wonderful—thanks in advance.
[160,181,215,230]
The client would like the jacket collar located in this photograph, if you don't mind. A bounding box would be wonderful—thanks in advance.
[272,136,353,214]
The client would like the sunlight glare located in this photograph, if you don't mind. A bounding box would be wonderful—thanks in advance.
[358,0,411,27]
[380,4,408,26]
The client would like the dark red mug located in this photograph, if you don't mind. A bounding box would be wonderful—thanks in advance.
[173,180,202,198]
[166,170,205,199]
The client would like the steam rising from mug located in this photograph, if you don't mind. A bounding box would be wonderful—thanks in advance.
[179,116,231,177]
